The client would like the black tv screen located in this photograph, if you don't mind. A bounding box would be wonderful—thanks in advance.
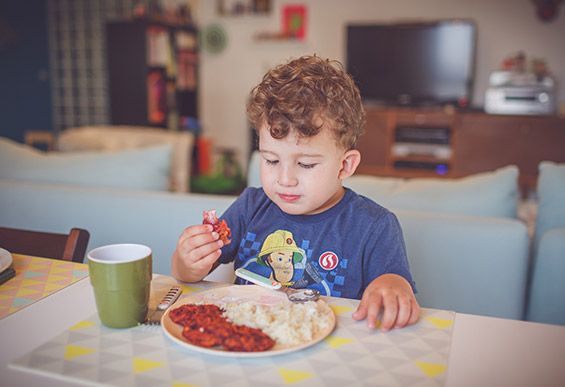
[346,20,476,107]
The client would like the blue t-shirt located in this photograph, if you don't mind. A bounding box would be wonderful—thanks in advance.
[219,187,415,300]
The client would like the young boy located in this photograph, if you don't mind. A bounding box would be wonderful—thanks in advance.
[172,55,420,331]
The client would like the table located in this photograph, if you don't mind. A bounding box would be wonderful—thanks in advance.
[0,274,564,386]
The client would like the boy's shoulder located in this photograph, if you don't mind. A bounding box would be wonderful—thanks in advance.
[342,189,402,234]
[345,188,394,220]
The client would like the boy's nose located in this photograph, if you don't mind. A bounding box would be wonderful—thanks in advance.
[277,167,298,187]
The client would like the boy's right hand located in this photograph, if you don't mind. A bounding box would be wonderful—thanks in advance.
[171,224,224,283]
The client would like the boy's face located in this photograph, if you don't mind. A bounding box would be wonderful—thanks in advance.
[258,124,360,215]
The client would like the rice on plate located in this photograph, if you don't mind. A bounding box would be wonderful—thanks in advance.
[222,300,333,347]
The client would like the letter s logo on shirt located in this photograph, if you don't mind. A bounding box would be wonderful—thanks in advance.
[318,251,339,271]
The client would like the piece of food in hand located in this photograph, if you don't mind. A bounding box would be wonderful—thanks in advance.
[202,209,231,245]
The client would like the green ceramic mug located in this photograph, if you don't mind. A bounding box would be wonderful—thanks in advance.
[88,244,152,328]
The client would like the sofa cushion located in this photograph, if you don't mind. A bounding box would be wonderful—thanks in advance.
[527,227,565,325]
[535,161,565,246]
[397,209,528,319]
[347,166,519,218]
[0,137,171,191]
[57,126,193,192]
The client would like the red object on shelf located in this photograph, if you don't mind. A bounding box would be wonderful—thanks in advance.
[196,136,212,175]
[147,70,167,124]
[282,5,307,40]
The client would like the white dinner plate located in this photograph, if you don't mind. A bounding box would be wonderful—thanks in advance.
[0,248,13,273]
[161,285,336,358]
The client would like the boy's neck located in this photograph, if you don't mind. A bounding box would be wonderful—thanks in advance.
[304,186,346,215]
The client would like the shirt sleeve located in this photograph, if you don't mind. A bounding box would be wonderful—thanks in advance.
[363,211,417,292]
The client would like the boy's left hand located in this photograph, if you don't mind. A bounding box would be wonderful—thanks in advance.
[352,273,420,331]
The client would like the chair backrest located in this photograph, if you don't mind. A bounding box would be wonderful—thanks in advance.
[0,227,90,263]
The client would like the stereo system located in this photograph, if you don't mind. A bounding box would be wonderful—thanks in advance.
[394,126,450,144]
[392,126,452,173]
[485,71,557,115]
[393,126,452,160]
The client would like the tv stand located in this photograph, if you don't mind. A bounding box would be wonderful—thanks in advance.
[357,106,565,196]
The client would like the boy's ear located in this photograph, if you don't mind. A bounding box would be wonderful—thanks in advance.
[339,149,361,180]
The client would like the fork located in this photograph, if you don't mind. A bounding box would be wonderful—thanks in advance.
[142,286,182,325]
[235,268,320,303]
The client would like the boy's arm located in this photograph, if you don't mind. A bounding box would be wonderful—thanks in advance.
[354,211,419,329]
[171,188,255,282]
[362,211,417,293]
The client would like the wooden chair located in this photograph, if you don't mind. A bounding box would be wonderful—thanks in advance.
[0,227,90,263]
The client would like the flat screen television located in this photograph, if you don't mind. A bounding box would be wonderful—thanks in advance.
[346,20,476,107]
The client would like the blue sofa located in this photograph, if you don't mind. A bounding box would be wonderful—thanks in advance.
[0,177,530,320]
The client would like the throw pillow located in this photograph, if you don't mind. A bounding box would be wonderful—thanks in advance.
[0,137,171,191]
[535,161,565,246]
[57,126,193,192]
[345,166,519,218]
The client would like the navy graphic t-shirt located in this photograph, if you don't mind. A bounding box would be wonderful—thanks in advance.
[218,187,415,300]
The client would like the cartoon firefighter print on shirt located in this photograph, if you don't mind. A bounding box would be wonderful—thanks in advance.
[256,230,305,286]
[236,229,334,296]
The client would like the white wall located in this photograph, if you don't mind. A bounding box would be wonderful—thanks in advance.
[191,0,565,169]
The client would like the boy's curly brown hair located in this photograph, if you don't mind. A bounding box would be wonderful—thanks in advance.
[247,55,365,150]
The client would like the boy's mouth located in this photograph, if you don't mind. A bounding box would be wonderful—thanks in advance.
[278,193,301,203]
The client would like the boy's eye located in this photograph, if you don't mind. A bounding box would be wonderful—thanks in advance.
[264,159,278,165]
[298,162,317,169]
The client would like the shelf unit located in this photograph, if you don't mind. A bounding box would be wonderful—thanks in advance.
[106,19,198,129]
[357,106,565,195]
